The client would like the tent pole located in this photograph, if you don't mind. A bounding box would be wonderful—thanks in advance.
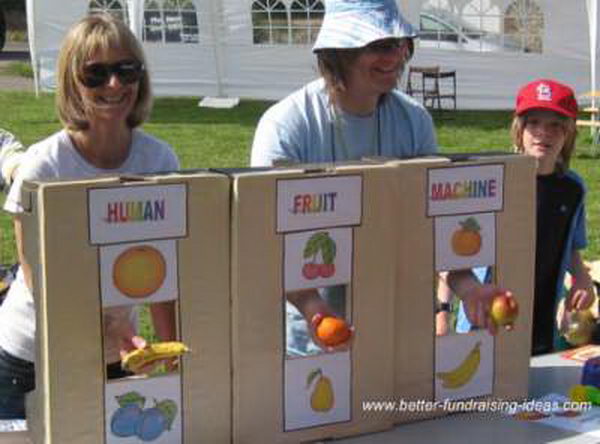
[26,0,40,97]
[207,0,225,98]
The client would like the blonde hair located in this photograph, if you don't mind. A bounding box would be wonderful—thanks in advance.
[56,14,152,131]
[511,112,577,174]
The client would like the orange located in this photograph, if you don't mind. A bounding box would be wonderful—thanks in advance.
[451,229,481,256]
[315,316,352,347]
[113,245,166,298]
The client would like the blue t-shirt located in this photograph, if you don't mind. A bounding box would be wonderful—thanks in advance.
[251,78,437,166]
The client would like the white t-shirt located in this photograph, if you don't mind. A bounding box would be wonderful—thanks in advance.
[1,129,180,363]
[251,78,437,166]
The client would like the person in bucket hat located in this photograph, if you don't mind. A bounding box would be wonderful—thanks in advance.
[252,0,428,167]
[455,79,595,355]
[252,0,509,353]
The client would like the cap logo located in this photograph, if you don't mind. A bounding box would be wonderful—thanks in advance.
[536,83,552,102]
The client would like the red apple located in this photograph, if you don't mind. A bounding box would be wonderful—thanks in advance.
[319,263,336,278]
[302,263,320,280]
[490,293,519,327]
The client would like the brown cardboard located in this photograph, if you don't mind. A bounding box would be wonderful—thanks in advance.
[20,172,231,444]
[230,163,399,443]
[13,154,537,443]
[393,154,537,422]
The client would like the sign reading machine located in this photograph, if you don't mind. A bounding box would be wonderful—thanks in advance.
[427,165,504,216]
[277,176,362,233]
[88,184,187,244]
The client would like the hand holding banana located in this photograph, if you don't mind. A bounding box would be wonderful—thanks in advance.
[121,341,190,374]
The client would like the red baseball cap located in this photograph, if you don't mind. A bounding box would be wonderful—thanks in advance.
[515,79,578,118]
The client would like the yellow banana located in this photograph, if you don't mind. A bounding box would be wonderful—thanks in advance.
[436,341,481,389]
[121,341,190,373]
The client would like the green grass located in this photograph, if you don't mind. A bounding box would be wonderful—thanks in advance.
[0,61,34,78]
[1,92,600,264]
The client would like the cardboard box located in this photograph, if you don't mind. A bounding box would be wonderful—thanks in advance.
[20,172,231,444]
[13,153,536,442]
[230,163,401,443]
[393,154,537,422]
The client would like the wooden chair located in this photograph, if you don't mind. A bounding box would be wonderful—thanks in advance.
[406,65,440,103]
[406,66,457,111]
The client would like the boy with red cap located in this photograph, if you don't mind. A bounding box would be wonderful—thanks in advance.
[457,79,594,354]
[514,79,594,354]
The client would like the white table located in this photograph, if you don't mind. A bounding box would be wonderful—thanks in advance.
[333,353,593,443]
[0,353,592,443]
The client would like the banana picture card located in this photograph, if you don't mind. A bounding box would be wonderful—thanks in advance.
[435,330,494,401]
[20,173,231,444]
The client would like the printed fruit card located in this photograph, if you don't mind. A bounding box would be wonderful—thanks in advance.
[284,228,352,291]
[435,330,494,401]
[284,352,351,431]
[100,239,178,307]
[434,213,495,270]
[105,375,182,444]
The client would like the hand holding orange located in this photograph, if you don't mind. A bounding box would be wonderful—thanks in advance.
[311,313,352,347]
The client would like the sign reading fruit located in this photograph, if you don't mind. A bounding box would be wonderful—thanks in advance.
[276,176,362,233]
[284,228,352,291]
[105,375,182,444]
[434,213,495,271]
[88,184,187,245]
[427,165,504,217]
[284,351,351,431]
[100,240,178,307]
[435,330,494,401]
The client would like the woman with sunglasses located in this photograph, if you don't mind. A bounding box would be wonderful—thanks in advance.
[251,0,511,351]
[0,14,179,418]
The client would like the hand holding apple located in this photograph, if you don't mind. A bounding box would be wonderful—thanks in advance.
[490,292,519,329]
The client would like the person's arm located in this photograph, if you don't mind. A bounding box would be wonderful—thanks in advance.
[0,130,26,188]
[250,110,301,167]
[150,301,177,342]
[13,216,33,291]
[445,269,511,335]
[435,272,453,336]
[286,289,353,351]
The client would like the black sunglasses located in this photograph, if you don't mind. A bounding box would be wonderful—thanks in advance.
[365,38,406,53]
[80,60,144,88]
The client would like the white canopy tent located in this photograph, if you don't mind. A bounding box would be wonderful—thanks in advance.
[25,0,599,109]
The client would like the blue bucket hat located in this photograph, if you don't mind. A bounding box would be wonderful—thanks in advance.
[313,0,417,52]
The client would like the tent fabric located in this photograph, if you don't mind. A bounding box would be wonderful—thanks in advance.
[26,0,597,110]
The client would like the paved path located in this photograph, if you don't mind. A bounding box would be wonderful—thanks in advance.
[0,42,34,92]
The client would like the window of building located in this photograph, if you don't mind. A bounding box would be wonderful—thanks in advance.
[89,0,129,23]
[419,0,544,53]
[143,0,163,42]
[290,0,325,45]
[252,0,289,44]
[504,0,544,53]
[143,0,199,44]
